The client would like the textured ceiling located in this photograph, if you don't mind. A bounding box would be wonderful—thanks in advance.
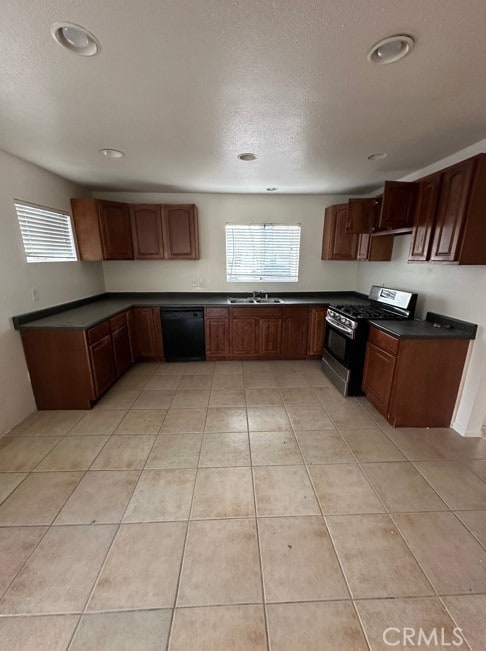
[1,0,486,193]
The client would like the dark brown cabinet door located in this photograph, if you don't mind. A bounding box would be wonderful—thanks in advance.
[346,199,374,234]
[231,318,258,357]
[322,204,358,260]
[162,204,199,259]
[362,343,396,414]
[130,205,164,259]
[307,306,327,356]
[129,308,164,360]
[409,173,442,261]
[98,201,133,260]
[429,159,476,262]
[89,335,116,397]
[376,181,419,233]
[111,324,132,377]
[282,308,309,359]
[205,319,230,358]
[259,318,282,357]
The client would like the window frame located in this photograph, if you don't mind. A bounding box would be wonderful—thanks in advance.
[225,222,301,283]
[15,199,78,263]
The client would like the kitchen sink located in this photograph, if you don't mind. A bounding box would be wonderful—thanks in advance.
[228,297,283,304]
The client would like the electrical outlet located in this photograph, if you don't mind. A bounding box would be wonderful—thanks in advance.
[192,278,199,287]
[31,288,40,302]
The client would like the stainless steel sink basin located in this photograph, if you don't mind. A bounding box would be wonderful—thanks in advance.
[228,297,283,304]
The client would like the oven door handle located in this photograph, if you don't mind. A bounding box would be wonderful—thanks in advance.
[325,314,355,338]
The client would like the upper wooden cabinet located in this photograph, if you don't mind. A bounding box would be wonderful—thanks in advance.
[408,155,486,265]
[71,199,133,261]
[162,204,199,259]
[130,204,164,259]
[322,204,357,260]
[357,233,394,261]
[373,181,419,234]
[408,173,442,261]
[72,200,199,261]
[429,157,480,263]
[346,198,376,235]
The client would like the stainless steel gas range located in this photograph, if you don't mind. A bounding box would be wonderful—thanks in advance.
[322,286,418,396]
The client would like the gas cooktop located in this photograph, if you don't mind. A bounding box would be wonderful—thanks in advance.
[329,304,403,321]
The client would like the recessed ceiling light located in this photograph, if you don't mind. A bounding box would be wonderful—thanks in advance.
[51,22,100,56]
[367,35,414,64]
[100,148,125,158]
[266,187,278,192]
[238,153,257,161]
[368,153,387,161]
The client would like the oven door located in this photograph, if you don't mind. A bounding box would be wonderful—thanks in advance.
[324,322,354,370]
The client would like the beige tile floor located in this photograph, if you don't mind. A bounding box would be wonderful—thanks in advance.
[0,360,485,650]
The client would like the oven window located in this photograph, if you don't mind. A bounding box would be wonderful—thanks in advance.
[326,328,349,365]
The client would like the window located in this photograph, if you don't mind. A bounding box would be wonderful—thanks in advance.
[226,223,301,282]
[15,200,77,263]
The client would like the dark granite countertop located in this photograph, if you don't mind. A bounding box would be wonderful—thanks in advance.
[369,312,477,340]
[14,291,368,330]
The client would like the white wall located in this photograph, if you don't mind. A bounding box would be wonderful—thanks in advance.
[0,149,105,435]
[97,192,357,293]
[357,140,486,436]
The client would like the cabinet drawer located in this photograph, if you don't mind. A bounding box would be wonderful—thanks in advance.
[205,307,229,318]
[231,307,282,318]
[369,327,399,355]
[282,306,309,318]
[109,312,127,332]
[87,321,110,345]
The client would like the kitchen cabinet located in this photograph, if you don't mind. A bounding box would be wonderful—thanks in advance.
[408,155,486,264]
[282,306,309,359]
[409,173,442,261]
[345,198,378,234]
[230,307,284,359]
[89,333,117,397]
[307,306,327,356]
[110,312,132,376]
[71,199,133,261]
[162,204,199,260]
[357,233,394,261]
[130,205,164,259]
[373,181,419,234]
[428,157,484,263]
[363,325,470,427]
[205,308,230,359]
[19,311,133,409]
[259,317,282,358]
[322,204,357,260]
[129,308,164,360]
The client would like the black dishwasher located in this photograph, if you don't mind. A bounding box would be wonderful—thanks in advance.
[160,308,206,362]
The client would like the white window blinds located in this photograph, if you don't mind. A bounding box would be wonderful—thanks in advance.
[226,223,301,282]
[15,201,77,263]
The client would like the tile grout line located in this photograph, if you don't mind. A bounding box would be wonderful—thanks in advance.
[166,376,210,651]
[287,401,372,649]
[64,427,161,649]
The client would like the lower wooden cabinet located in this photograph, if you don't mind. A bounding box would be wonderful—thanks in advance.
[363,325,470,427]
[129,308,164,360]
[307,306,327,357]
[259,318,282,358]
[205,308,230,359]
[282,307,309,359]
[111,315,132,376]
[89,334,117,397]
